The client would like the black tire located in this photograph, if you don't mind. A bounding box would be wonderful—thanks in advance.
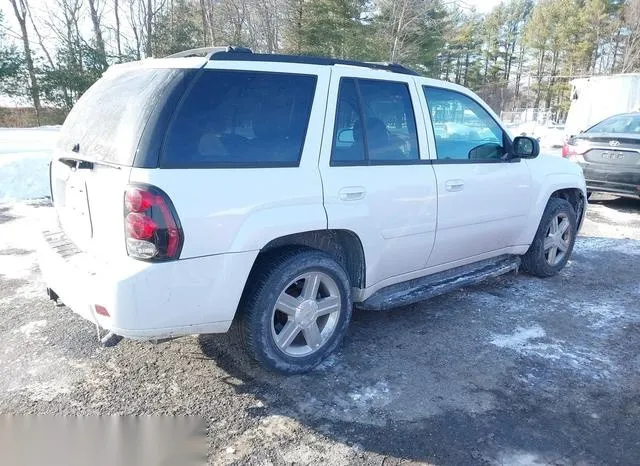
[236,248,352,374]
[522,197,578,278]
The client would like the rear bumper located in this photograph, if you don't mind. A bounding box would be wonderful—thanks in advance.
[579,163,640,197]
[37,229,258,340]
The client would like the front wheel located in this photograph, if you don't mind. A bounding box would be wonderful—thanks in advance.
[236,248,352,374]
[522,198,578,278]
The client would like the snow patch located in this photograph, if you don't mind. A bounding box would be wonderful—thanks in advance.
[314,353,339,370]
[0,153,52,202]
[491,325,546,349]
[575,236,640,256]
[14,320,47,337]
[347,381,391,405]
[491,326,613,377]
[0,127,59,202]
[493,450,550,466]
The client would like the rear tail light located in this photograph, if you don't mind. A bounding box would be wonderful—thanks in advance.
[562,138,586,162]
[124,185,183,261]
[561,143,576,158]
[94,305,110,317]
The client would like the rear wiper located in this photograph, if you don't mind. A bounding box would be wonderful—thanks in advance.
[58,156,121,170]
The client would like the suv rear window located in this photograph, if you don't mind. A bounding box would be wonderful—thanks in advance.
[162,70,317,168]
[58,68,184,165]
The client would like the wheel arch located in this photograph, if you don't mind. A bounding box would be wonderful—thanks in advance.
[257,229,367,290]
[516,178,587,249]
[549,187,587,228]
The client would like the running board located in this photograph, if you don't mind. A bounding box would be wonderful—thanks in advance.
[359,255,521,311]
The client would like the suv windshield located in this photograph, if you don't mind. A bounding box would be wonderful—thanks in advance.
[588,114,640,134]
[58,68,184,165]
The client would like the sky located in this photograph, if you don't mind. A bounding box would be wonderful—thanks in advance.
[459,0,505,13]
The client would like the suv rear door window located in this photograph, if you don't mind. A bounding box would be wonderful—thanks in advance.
[162,70,317,168]
[331,78,419,165]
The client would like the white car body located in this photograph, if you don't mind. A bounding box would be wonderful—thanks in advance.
[38,51,587,343]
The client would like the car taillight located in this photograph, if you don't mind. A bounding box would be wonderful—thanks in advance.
[562,138,586,162]
[124,185,183,261]
[561,142,577,158]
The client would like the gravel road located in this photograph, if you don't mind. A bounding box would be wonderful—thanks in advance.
[0,194,639,465]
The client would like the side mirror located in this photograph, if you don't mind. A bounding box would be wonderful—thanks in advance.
[512,136,540,159]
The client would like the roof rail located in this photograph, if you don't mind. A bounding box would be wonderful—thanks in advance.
[166,46,252,59]
[209,51,420,76]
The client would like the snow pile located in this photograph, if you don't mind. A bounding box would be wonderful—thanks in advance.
[0,127,59,203]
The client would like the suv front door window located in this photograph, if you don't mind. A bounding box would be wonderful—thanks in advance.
[424,86,506,162]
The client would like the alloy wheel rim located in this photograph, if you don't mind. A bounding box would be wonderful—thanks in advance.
[270,271,342,358]
[544,213,572,266]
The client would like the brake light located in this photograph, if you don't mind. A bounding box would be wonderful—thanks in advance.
[562,138,586,162]
[562,143,577,158]
[124,185,183,261]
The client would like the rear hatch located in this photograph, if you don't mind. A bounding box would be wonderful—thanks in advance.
[578,133,640,168]
[50,65,192,261]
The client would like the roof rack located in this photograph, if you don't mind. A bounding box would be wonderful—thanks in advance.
[166,46,419,76]
[208,49,420,76]
[166,46,252,59]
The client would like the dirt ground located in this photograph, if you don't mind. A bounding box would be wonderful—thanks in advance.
[0,194,639,465]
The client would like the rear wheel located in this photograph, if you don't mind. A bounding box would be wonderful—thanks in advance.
[237,248,352,374]
[522,198,577,278]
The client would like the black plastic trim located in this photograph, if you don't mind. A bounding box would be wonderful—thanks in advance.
[430,158,520,165]
[330,159,433,167]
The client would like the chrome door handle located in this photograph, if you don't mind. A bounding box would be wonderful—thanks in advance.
[445,179,464,192]
[339,187,366,201]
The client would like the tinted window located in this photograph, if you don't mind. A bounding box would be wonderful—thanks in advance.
[423,87,505,161]
[332,78,366,163]
[331,78,419,164]
[59,68,183,165]
[163,70,317,167]
[588,114,640,134]
[359,80,419,161]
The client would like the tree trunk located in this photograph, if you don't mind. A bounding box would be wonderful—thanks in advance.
[9,0,41,124]
[514,42,525,108]
[115,0,122,60]
[88,0,108,69]
[611,29,620,73]
[199,0,208,46]
[146,0,153,57]
[545,49,559,110]
[483,52,489,84]
[533,48,547,109]
[463,51,470,87]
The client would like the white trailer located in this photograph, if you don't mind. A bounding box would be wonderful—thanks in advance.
[565,74,640,137]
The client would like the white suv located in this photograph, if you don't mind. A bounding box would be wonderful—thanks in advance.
[39,47,587,373]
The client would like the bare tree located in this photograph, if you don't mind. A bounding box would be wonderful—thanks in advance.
[622,0,640,72]
[88,0,109,68]
[114,0,122,60]
[8,0,42,123]
[139,0,168,57]
[378,0,437,63]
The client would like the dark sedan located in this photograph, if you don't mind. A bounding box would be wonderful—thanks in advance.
[563,112,640,199]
